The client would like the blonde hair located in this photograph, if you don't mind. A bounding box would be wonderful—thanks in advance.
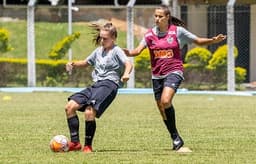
[90,22,117,46]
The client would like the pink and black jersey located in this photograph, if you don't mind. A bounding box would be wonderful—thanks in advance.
[145,25,183,77]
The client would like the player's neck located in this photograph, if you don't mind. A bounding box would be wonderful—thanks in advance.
[103,45,115,52]
[158,25,168,32]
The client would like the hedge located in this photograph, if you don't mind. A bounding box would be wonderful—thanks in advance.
[0,58,93,87]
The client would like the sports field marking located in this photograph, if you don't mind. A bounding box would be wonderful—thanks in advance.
[176,147,192,153]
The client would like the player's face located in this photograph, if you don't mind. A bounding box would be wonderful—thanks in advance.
[100,30,114,50]
[154,9,169,29]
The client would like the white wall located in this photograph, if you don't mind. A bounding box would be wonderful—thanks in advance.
[250,5,256,82]
[186,5,208,49]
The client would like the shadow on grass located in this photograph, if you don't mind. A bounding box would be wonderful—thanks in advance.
[95,149,145,153]
[94,148,174,155]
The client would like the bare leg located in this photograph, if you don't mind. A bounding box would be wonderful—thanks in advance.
[158,87,184,150]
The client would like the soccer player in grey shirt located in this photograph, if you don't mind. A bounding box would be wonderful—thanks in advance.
[65,22,133,153]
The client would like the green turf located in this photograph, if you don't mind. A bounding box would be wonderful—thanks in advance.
[0,93,255,163]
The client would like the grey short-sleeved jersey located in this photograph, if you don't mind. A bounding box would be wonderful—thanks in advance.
[140,26,197,49]
[86,45,129,87]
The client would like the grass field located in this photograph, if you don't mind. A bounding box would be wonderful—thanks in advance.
[0,92,255,164]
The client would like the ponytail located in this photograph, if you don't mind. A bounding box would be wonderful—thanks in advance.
[90,23,101,46]
[171,16,186,28]
[157,5,186,28]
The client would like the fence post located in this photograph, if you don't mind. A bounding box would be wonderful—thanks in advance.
[227,0,236,92]
[126,0,136,88]
[172,0,179,18]
[27,0,37,87]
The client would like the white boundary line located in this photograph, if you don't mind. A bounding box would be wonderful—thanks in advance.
[0,87,255,96]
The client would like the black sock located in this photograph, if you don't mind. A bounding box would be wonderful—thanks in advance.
[85,120,96,146]
[67,115,80,143]
[164,105,179,140]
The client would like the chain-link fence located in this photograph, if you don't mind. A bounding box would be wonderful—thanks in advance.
[0,3,255,90]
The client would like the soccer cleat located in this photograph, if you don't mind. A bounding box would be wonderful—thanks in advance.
[68,141,82,151]
[172,135,184,150]
[83,145,93,153]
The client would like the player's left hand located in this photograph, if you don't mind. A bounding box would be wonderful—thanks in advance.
[212,34,227,43]
[121,74,130,83]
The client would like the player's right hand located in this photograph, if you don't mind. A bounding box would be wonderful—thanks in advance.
[121,74,130,83]
[66,62,73,72]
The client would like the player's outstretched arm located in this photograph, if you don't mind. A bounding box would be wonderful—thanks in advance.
[123,44,146,57]
[194,34,227,46]
[66,60,89,72]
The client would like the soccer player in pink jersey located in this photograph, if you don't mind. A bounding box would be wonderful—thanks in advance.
[123,5,226,151]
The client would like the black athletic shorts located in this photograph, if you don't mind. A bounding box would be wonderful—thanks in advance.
[68,79,118,118]
[152,73,183,100]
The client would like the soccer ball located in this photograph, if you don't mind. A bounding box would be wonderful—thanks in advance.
[49,135,69,152]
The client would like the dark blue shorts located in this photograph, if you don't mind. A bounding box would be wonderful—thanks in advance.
[152,73,183,100]
[68,80,118,118]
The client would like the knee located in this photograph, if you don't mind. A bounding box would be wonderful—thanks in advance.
[161,98,171,109]
[65,101,77,117]
[84,106,96,121]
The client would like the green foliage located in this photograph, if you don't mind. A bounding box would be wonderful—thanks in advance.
[0,57,27,64]
[134,49,152,87]
[44,76,58,87]
[0,28,13,53]
[185,47,212,67]
[45,32,82,86]
[14,74,27,86]
[0,57,92,87]
[135,48,150,70]
[208,45,238,70]
[207,45,240,87]
[235,66,247,84]
[48,32,81,60]
[184,45,246,89]
[183,47,212,88]
[130,44,247,89]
